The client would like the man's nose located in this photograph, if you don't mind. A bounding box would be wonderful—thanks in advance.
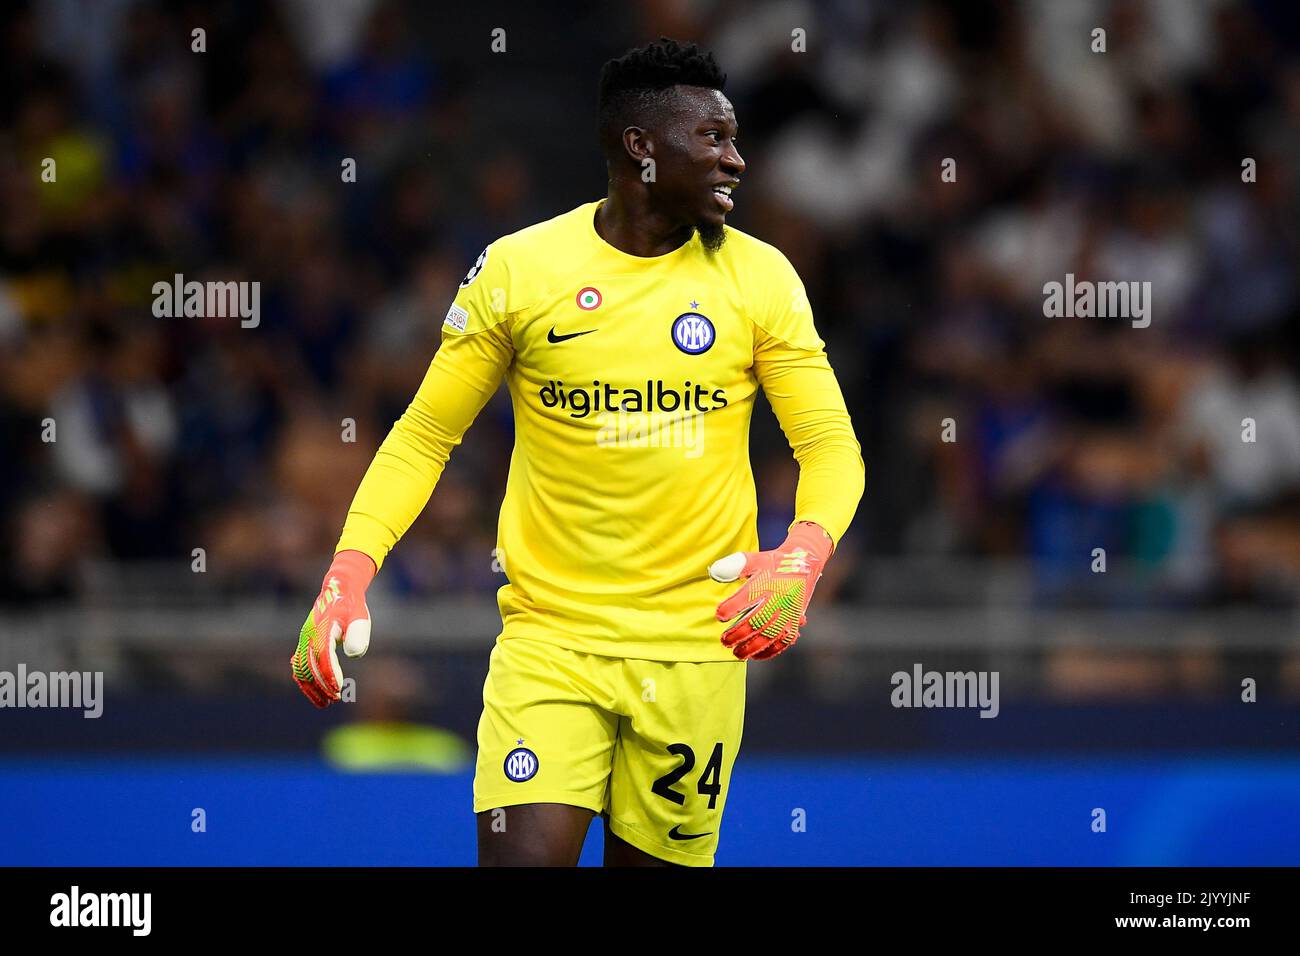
[722,142,745,175]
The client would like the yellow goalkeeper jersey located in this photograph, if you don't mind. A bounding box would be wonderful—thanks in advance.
[337,200,864,661]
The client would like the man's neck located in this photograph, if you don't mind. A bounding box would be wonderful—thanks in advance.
[594,189,694,258]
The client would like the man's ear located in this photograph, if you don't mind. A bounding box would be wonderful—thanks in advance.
[622,126,652,163]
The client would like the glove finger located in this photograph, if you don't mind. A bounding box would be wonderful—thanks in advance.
[708,552,752,584]
[305,617,343,698]
[730,630,780,660]
[290,633,333,708]
[324,620,344,688]
[751,629,798,661]
[716,583,763,622]
[722,588,794,645]
[342,608,371,658]
[302,684,332,708]
[720,608,759,647]
[294,614,335,701]
[292,662,332,708]
[727,633,763,659]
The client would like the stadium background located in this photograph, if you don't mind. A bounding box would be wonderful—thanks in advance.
[3,0,1299,864]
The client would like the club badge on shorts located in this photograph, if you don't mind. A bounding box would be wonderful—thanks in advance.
[504,745,539,782]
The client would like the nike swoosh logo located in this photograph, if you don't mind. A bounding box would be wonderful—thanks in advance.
[547,326,596,343]
[667,825,713,841]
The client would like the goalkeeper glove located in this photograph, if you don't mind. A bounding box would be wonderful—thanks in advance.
[707,521,833,661]
[291,550,376,708]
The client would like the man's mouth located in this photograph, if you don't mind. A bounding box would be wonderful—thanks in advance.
[711,182,736,212]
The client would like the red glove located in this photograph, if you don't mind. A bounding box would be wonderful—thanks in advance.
[291,550,376,708]
[707,522,833,661]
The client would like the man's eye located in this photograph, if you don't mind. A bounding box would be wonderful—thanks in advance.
[706,131,721,141]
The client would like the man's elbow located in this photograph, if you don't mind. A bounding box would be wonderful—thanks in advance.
[796,434,865,486]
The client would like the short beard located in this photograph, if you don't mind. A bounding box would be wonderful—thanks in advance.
[695,219,727,254]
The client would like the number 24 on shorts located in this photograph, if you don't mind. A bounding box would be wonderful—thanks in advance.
[651,742,725,808]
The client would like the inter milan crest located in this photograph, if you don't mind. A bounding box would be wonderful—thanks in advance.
[672,309,715,355]
[504,744,539,782]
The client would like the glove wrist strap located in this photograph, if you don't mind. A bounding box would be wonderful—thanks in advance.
[327,549,377,590]
[788,521,834,560]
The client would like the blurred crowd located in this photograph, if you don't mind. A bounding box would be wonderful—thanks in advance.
[2,0,1299,611]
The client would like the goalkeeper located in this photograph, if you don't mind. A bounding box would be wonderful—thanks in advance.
[292,37,864,867]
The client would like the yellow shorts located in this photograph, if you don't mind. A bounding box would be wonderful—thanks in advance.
[473,636,746,867]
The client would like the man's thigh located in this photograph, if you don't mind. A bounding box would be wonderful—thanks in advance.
[606,657,746,867]
[477,803,596,866]
[474,638,620,864]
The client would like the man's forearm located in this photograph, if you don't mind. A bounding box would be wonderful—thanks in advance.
[790,433,865,549]
[335,327,510,572]
[334,402,453,572]
[757,345,865,549]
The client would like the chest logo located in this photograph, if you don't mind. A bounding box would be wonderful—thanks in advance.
[576,287,603,310]
[672,312,715,355]
[547,326,596,344]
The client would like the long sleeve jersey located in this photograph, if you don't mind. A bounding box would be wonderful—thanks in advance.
[337,200,865,661]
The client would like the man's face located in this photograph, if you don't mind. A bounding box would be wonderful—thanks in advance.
[647,86,745,252]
